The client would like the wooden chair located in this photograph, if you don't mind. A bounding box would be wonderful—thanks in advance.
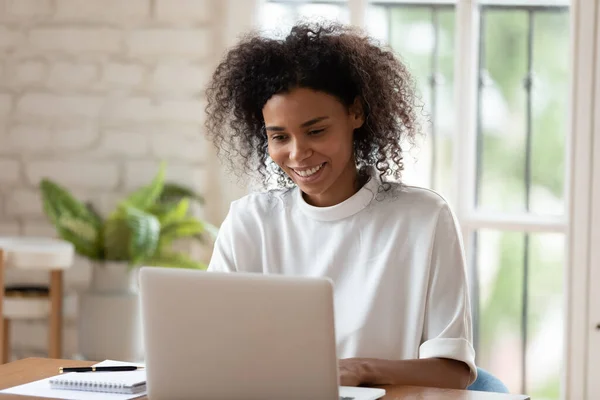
[0,237,74,364]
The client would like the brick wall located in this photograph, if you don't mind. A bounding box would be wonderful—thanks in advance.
[0,0,253,360]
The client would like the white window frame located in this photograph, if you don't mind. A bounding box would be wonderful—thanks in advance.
[568,1,600,400]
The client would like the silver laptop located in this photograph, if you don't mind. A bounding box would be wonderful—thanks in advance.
[139,267,386,400]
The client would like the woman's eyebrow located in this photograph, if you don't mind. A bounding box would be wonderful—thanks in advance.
[265,116,329,132]
[300,116,329,127]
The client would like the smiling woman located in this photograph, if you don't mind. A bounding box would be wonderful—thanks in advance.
[203,22,477,391]
[263,88,364,207]
[204,22,420,194]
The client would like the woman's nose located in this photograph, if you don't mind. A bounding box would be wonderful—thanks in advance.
[290,139,312,162]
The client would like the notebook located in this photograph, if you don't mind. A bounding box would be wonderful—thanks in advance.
[0,360,147,400]
[49,369,146,394]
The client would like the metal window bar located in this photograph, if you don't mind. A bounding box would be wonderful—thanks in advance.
[472,7,486,360]
[520,9,535,396]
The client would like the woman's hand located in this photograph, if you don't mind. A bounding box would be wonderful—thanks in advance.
[338,358,370,387]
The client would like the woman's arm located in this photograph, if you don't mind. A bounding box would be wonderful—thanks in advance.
[339,357,472,389]
[338,205,478,389]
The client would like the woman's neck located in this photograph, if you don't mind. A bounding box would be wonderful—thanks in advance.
[302,164,367,207]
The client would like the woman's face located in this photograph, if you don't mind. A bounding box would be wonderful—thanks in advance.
[263,87,364,207]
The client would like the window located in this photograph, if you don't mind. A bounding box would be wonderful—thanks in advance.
[260,1,570,398]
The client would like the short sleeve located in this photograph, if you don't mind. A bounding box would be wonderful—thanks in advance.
[418,204,478,385]
[207,205,238,273]
[206,201,260,273]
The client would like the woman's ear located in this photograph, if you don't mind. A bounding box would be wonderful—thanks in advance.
[349,97,365,129]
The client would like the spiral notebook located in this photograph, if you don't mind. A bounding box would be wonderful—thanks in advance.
[49,369,146,394]
[0,360,147,400]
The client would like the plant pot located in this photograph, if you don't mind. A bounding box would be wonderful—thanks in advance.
[77,261,144,362]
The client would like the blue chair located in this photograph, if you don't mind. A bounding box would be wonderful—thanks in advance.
[467,367,510,393]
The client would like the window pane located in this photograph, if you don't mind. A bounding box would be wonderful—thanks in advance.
[433,9,456,196]
[297,3,349,23]
[261,1,349,37]
[526,233,564,400]
[388,7,434,188]
[530,11,569,216]
[382,6,456,198]
[476,9,569,215]
[260,3,298,37]
[477,10,529,212]
[366,5,389,43]
[476,229,525,393]
[475,229,564,398]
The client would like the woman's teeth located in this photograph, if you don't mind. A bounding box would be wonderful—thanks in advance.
[295,164,323,177]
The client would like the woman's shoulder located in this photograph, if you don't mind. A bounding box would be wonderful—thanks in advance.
[371,182,459,232]
[376,181,451,212]
[228,187,294,219]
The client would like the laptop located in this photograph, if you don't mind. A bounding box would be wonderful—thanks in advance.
[139,267,386,400]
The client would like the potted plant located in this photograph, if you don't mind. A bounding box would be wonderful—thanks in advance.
[39,162,217,362]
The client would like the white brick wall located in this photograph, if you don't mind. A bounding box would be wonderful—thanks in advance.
[29,28,123,53]
[127,29,211,57]
[0,159,20,185]
[102,63,145,87]
[0,93,12,116]
[17,93,104,119]
[12,60,47,86]
[54,0,150,22]
[5,0,53,18]
[0,27,25,51]
[0,0,226,360]
[154,0,212,23]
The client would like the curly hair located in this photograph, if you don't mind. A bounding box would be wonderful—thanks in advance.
[204,22,421,189]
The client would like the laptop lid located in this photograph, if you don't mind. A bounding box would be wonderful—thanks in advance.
[139,267,340,400]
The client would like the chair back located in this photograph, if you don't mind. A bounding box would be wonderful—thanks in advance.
[467,367,509,393]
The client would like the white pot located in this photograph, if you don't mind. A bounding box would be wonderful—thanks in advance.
[77,261,144,362]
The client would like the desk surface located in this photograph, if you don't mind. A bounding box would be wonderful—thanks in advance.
[0,358,530,400]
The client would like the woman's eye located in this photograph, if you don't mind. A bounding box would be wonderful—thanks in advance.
[308,129,325,135]
[271,135,286,141]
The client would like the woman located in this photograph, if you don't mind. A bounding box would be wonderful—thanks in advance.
[204,22,476,389]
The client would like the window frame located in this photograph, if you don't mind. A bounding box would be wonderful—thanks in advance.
[567,1,600,400]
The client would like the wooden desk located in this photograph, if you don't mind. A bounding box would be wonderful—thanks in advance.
[0,358,530,400]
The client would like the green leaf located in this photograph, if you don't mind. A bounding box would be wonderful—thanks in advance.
[55,226,101,260]
[124,207,160,266]
[119,162,166,212]
[39,179,103,258]
[145,251,206,269]
[159,218,204,248]
[40,179,102,228]
[59,216,98,244]
[53,216,101,259]
[159,182,205,205]
[159,198,190,226]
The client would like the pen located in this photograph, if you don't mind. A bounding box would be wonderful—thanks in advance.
[59,366,144,373]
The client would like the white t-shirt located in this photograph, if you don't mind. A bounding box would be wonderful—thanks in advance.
[208,172,477,384]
